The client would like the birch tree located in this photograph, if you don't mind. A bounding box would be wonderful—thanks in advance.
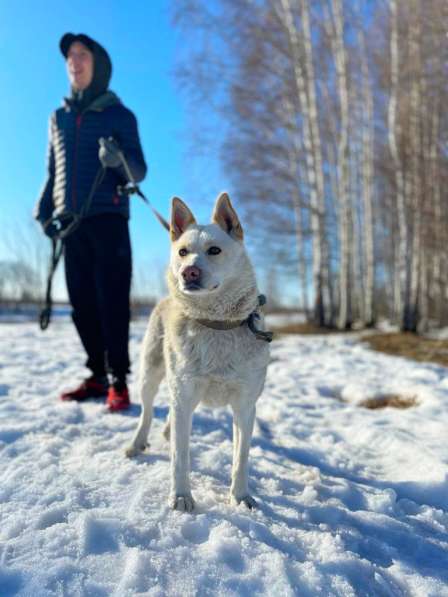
[172,0,448,330]
[272,0,328,324]
[326,0,351,329]
[387,0,408,327]
[358,15,376,327]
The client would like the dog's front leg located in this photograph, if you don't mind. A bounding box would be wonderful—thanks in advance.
[169,382,198,513]
[230,403,257,509]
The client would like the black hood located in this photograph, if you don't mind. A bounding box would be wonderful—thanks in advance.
[60,33,112,111]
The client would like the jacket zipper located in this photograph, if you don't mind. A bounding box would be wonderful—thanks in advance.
[72,113,83,211]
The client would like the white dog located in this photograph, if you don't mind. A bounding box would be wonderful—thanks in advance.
[126,192,271,512]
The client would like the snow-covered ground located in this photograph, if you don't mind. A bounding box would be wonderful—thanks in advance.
[265,312,306,328]
[1,320,447,596]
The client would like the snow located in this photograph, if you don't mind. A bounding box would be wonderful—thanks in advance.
[425,327,448,341]
[1,321,447,596]
[265,312,306,328]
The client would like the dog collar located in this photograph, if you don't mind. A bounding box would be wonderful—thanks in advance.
[195,295,273,342]
[196,318,244,330]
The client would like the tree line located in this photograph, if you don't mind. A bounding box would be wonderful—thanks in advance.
[0,219,161,311]
[172,0,448,331]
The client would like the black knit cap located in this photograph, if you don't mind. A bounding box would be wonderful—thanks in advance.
[60,33,96,57]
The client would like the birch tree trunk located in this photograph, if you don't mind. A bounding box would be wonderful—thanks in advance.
[328,0,351,329]
[387,0,408,329]
[359,21,375,327]
[349,82,363,323]
[282,94,310,315]
[407,3,423,332]
[429,103,443,322]
[275,0,327,325]
[299,0,332,322]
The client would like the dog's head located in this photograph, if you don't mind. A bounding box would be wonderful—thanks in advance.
[168,192,249,298]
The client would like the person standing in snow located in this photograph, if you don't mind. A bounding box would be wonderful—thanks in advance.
[34,33,147,411]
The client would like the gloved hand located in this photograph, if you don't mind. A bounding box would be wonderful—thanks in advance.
[98,136,122,169]
[42,221,59,239]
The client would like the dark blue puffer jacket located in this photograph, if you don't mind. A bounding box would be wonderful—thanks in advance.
[35,91,147,226]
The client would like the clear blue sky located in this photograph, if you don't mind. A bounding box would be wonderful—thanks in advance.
[0,0,228,299]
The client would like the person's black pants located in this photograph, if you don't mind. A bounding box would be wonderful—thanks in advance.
[64,214,132,379]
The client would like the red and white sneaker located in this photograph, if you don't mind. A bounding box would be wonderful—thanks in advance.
[106,379,130,412]
[60,375,109,402]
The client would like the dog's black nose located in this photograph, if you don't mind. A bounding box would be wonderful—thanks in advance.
[182,265,201,283]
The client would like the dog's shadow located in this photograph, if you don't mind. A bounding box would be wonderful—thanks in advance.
[191,409,233,440]
[130,404,234,439]
[116,404,169,420]
[131,451,170,465]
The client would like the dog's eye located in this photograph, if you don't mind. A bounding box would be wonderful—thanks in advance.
[207,246,221,256]
[179,248,188,257]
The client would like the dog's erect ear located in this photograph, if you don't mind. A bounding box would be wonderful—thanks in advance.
[170,197,197,241]
[211,192,244,241]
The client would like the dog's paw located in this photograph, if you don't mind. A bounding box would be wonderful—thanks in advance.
[171,494,195,513]
[125,443,148,458]
[231,495,257,510]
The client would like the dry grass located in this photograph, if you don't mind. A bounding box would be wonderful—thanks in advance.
[359,394,418,410]
[362,332,448,368]
[272,325,448,368]
[270,322,344,335]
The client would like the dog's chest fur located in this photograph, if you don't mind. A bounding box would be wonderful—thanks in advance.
[164,314,269,407]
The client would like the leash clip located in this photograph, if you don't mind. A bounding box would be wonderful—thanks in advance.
[246,295,273,342]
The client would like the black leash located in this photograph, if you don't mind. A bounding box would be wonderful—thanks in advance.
[115,145,170,232]
[39,141,169,331]
[39,167,105,331]
[116,182,170,231]
[39,237,65,330]
[247,295,274,342]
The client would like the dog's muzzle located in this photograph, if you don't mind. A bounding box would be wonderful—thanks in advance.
[182,265,202,291]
